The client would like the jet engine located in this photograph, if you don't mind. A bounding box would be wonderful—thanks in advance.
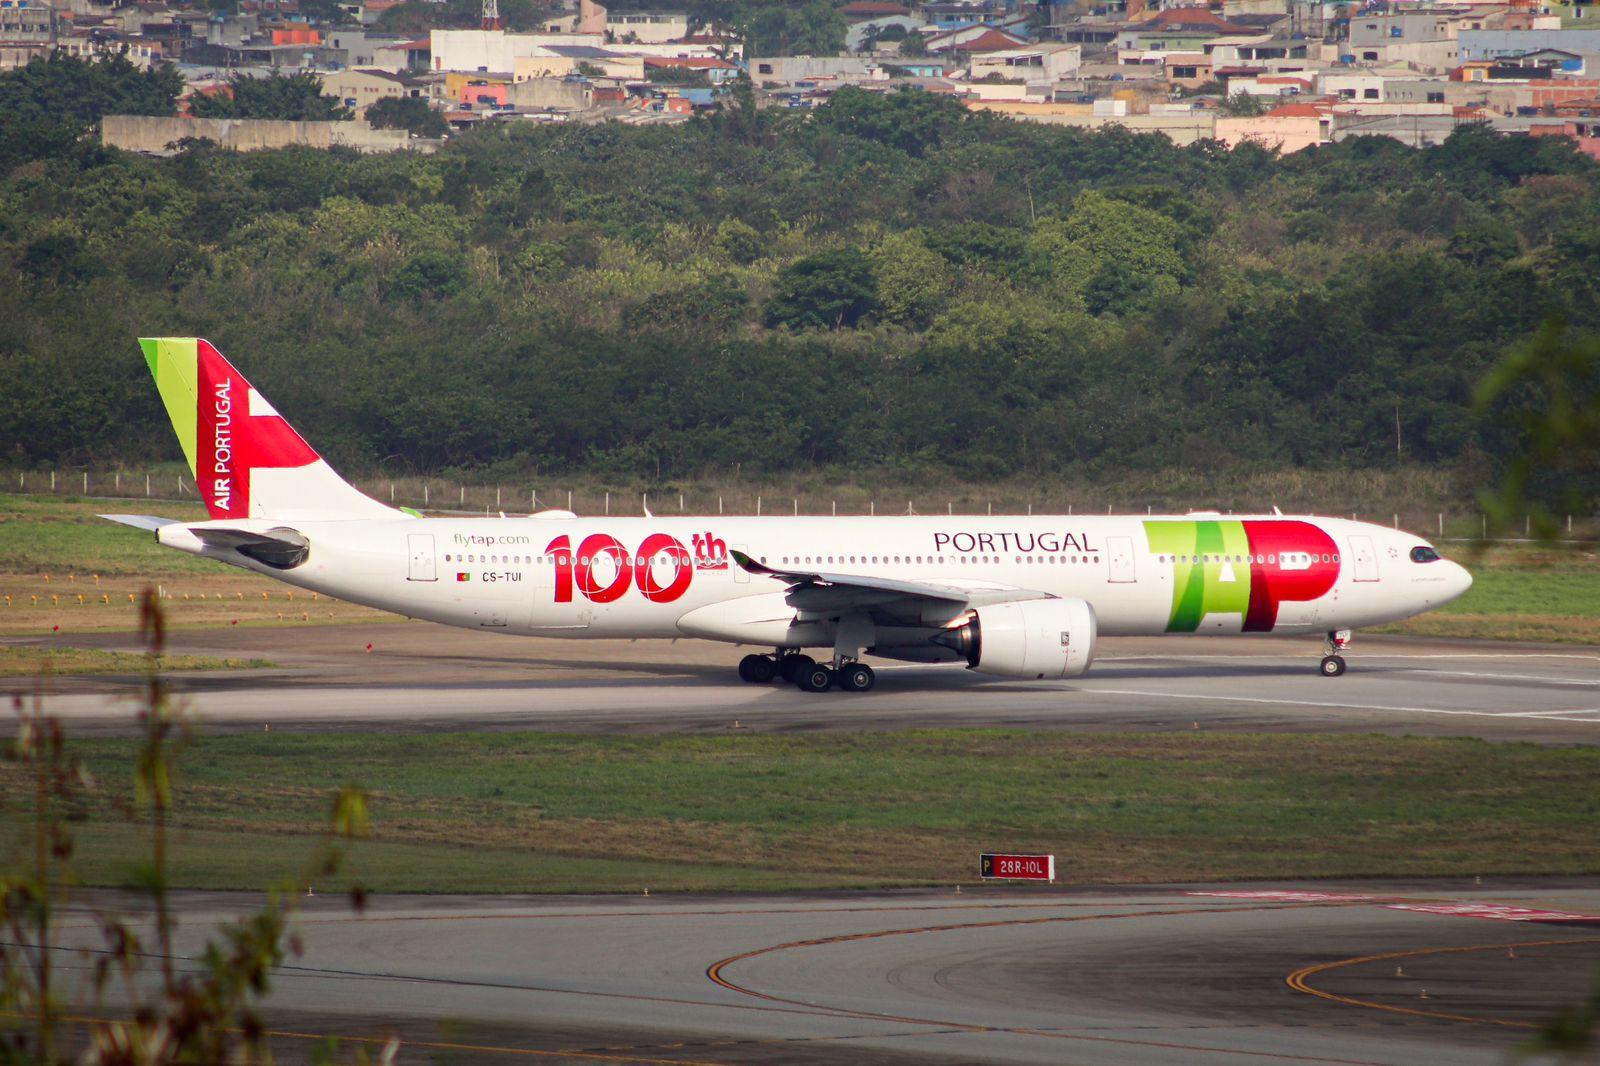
[932,599,1097,679]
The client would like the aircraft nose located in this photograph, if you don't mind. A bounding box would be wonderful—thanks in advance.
[1443,561,1473,603]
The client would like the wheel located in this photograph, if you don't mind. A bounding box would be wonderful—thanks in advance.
[1320,654,1347,677]
[778,653,814,683]
[838,663,875,693]
[738,654,776,683]
[796,664,834,692]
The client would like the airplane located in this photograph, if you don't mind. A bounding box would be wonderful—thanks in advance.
[103,338,1474,694]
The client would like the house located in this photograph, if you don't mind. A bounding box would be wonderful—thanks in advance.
[321,67,423,116]
[969,43,1081,84]
[925,25,1029,59]
[1214,100,1331,151]
[373,36,430,72]
[1163,52,1213,89]
[643,54,740,84]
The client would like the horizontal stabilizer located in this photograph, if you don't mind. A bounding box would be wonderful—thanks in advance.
[187,526,310,570]
[99,514,182,531]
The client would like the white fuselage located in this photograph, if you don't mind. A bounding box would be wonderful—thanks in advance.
[158,513,1473,654]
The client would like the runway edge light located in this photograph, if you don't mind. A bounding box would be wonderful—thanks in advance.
[979,853,1055,883]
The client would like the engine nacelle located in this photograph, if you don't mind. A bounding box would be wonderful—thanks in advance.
[932,598,1097,679]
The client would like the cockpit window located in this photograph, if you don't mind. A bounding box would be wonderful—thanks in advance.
[1410,546,1441,563]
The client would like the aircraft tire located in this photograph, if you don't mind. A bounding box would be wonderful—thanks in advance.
[779,654,814,684]
[796,664,834,693]
[839,663,875,693]
[738,654,776,683]
[1319,654,1347,677]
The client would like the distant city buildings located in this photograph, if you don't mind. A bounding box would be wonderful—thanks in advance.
[22,0,1599,157]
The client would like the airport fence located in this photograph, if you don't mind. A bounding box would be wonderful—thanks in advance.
[5,466,1598,544]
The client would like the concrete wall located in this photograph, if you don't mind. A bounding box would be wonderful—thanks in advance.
[102,115,433,154]
[509,77,593,110]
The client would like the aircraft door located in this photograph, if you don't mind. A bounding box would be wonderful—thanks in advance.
[1106,536,1136,583]
[407,534,437,582]
[1347,535,1379,582]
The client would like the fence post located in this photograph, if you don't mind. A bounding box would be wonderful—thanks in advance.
[793,498,798,516]
[424,483,430,506]
[718,496,723,515]
[1525,515,1531,537]
[605,491,610,516]
[679,493,684,512]
[390,482,395,502]
[832,501,837,516]
[756,495,762,516]
[1438,513,1443,536]
[1481,513,1486,539]
[948,502,953,515]
[1393,513,1399,529]
[50,471,55,492]
[82,472,88,494]
[496,486,502,510]
[870,500,875,516]
[568,490,573,511]
[459,485,465,506]
[146,473,151,497]
[643,492,649,514]
[987,502,992,516]
[1568,514,1573,536]
[115,472,120,493]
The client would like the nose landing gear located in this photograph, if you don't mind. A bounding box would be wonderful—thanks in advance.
[1320,629,1352,677]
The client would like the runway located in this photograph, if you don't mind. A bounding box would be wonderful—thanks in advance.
[6,623,1599,743]
[50,880,1600,1065]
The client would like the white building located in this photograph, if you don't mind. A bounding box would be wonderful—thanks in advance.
[430,29,603,73]
[969,43,1081,84]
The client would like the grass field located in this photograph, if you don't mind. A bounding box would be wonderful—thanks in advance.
[6,730,1598,893]
[1372,544,1600,644]
[2,494,1597,643]
[0,646,273,678]
[0,494,394,634]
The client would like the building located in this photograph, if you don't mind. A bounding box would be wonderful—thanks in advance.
[969,43,1081,84]
[1214,101,1331,151]
[643,54,740,84]
[1459,28,1600,62]
[607,10,688,44]
[1,0,55,68]
[430,29,603,73]
[321,67,424,116]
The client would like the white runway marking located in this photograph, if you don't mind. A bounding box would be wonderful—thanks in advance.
[1075,687,1600,722]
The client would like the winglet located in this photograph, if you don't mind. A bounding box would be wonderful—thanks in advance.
[729,549,778,577]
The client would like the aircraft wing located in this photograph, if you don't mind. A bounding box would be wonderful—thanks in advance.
[730,549,1052,617]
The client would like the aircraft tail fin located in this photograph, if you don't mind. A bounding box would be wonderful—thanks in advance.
[139,338,397,522]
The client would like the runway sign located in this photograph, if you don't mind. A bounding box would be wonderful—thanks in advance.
[980,853,1055,882]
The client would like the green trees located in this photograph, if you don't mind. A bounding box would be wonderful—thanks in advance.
[0,53,181,168]
[764,248,880,330]
[1,93,1597,483]
[366,95,448,137]
[190,71,351,121]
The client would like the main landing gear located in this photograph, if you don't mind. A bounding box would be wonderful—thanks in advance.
[1320,629,1352,677]
[737,651,876,693]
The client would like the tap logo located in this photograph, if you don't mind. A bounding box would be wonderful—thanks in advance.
[192,339,317,520]
[1145,519,1340,632]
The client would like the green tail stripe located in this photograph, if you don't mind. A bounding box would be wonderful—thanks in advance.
[139,338,200,478]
